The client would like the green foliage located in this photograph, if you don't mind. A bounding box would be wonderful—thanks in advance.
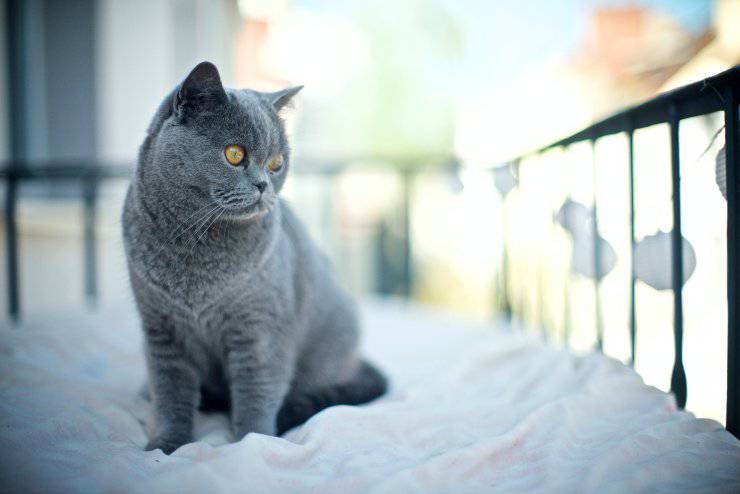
[348,0,462,159]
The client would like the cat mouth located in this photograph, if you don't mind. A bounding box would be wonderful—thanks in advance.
[218,195,275,219]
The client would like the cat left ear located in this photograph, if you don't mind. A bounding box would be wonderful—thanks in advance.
[175,61,227,117]
[265,86,303,112]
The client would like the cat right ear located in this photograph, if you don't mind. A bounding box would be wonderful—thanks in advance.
[265,86,304,112]
[174,62,227,118]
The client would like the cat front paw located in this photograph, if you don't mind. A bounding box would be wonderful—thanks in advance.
[145,436,187,455]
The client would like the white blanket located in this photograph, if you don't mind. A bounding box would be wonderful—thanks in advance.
[1,299,739,493]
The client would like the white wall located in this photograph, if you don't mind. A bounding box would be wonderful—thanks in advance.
[95,0,239,164]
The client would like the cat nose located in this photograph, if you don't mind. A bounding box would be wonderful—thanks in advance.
[255,181,267,193]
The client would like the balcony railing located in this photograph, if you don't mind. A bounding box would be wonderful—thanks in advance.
[503,65,739,438]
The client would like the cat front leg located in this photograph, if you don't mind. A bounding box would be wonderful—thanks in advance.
[143,322,199,454]
[226,337,292,439]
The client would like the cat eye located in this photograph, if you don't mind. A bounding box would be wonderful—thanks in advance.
[268,154,284,173]
[224,145,246,166]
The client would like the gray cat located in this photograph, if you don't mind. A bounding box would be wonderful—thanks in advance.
[122,62,387,454]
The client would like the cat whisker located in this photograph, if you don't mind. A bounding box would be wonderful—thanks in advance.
[197,206,226,244]
[165,205,220,253]
[168,202,218,240]
[188,206,227,256]
[171,204,222,243]
[181,208,220,254]
[183,204,228,255]
[176,201,216,226]
[148,203,221,258]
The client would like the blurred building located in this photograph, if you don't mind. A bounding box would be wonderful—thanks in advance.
[0,0,240,314]
[455,1,728,165]
[573,5,710,115]
[661,0,740,90]
[1,0,238,165]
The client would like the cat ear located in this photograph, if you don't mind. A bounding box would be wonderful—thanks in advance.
[265,86,303,112]
[174,61,227,117]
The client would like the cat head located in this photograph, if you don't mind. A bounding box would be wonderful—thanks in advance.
[139,61,302,221]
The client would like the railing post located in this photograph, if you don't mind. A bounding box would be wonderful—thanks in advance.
[725,84,739,437]
[5,0,26,323]
[627,125,637,367]
[499,197,512,321]
[669,103,687,409]
[591,138,604,352]
[400,168,412,298]
[561,147,571,348]
[4,173,20,322]
[536,152,548,338]
[82,173,98,306]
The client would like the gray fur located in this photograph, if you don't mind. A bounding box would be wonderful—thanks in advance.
[122,62,386,454]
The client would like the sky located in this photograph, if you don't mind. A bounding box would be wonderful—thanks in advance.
[441,0,712,90]
[279,0,715,157]
[296,0,713,91]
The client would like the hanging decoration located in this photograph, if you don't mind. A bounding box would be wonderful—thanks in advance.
[634,230,696,290]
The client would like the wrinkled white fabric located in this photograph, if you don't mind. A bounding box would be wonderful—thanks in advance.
[1,299,739,493]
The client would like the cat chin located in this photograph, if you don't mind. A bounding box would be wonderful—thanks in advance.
[222,201,274,221]
[228,210,267,222]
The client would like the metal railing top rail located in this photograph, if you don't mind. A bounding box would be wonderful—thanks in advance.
[0,154,459,180]
[0,162,132,179]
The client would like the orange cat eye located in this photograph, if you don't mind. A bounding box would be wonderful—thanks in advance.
[224,145,246,166]
[268,154,284,173]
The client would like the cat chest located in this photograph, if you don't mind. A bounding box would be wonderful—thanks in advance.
[142,251,246,311]
[181,294,284,372]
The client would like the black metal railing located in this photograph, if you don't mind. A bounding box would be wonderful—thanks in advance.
[504,66,739,437]
[0,159,433,321]
[0,163,131,316]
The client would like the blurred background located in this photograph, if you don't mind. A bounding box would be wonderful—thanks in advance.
[0,0,737,423]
